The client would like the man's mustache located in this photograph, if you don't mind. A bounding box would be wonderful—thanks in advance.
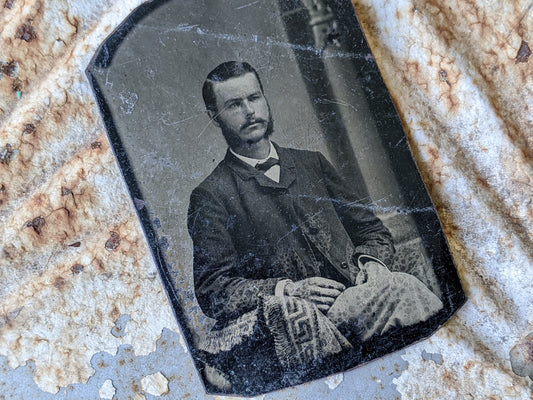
[241,118,267,130]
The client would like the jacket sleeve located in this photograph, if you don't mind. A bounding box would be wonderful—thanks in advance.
[317,152,395,266]
[188,186,282,322]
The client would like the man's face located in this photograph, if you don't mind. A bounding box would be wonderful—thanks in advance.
[210,72,272,149]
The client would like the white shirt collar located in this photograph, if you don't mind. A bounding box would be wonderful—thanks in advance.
[230,142,278,167]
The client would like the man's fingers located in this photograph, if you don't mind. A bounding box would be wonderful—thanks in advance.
[290,277,346,300]
[307,286,343,298]
[307,295,336,306]
[306,277,346,291]
[316,304,331,313]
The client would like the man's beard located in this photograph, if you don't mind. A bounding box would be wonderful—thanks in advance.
[220,114,274,148]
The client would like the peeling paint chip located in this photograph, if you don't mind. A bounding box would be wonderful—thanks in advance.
[0,307,23,329]
[111,314,132,338]
[140,372,169,396]
[325,372,344,389]
[105,231,121,251]
[12,78,23,95]
[516,40,531,63]
[99,379,116,399]
[15,21,37,42]
[133,197,146,210]
[0,60,17,77]
[23,216,46,234]
[22,123,36,135]
[71,263,84,274]
[0,143,16,164]
[421,349,444,365]
[0,184,5,206]
[510,332,533,379]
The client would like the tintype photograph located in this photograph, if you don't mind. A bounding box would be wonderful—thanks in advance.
[87,0,465,395]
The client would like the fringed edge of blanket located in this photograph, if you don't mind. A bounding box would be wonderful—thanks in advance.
[201,309,259,354]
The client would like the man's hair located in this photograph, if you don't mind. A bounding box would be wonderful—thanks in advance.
[202,61,264,113]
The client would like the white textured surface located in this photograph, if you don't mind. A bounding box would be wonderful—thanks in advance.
[98,379,115,399]
[352,0,532,397]
[0,0,181,394]
[325,373,344,390]
[140,371,169,396]
[0,0,531,398]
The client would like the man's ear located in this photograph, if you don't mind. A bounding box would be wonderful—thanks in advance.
[207,110,220,127]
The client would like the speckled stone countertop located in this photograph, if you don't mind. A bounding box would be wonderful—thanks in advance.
[0,0,531,399]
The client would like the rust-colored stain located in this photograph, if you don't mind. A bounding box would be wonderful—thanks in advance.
[54,276,67,290]
[464,360,476,371]
[360,0,533,161]
[110,305,120,321]
[515,40,531,63]
[131,382,140,393]
[15,20,37,42]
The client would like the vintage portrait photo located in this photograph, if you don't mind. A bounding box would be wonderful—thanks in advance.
[88,0,465,395]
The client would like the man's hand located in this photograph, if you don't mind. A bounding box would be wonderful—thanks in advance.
[355,260,389,285]
[286,277,346,312]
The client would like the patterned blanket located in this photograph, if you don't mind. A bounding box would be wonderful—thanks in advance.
[199,264,442,392]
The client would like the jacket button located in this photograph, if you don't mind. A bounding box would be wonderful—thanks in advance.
[309,227,319,234]
[341,261,348,269]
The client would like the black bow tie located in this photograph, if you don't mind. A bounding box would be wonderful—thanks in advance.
[255,157,279,171]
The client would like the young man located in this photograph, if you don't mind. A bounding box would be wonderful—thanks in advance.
[187,61,442,392]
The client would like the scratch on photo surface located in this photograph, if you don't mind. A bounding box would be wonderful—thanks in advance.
[161,113,201,127]
[190,26,367,60]
[276,210,324,244]
[236,0,260,10]
[295,193,434,215]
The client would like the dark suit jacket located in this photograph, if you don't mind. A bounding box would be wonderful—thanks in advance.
[187,143,394,322]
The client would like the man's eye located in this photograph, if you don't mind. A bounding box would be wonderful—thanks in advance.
[228,102,240,109]
[249,95,261,101]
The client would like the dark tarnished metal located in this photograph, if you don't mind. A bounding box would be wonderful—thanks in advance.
[87,0,466,395]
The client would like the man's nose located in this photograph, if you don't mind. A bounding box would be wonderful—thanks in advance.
[243,100,255,117]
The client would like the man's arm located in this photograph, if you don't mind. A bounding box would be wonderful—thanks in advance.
[317,152,395,267]
[188,186,282,322]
